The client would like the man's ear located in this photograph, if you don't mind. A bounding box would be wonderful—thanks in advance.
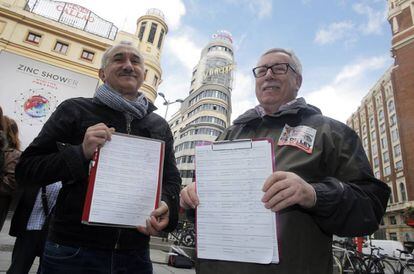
[295,73,303,91]
[98,69,105,82]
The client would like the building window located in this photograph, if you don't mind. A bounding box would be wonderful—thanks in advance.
[381,138,388,150]
[148,23,158,44]
[153,75,158,87]
[394,144,401,157]
[144,69,148,81]
[388,100,395,112]
[373,157,379,167]
[362,125,367,134]
[378,110,384,121]
[391,129,399,142]
[372,143,378,156]
[26,32,41,44]
[384,166,391,176]
[138,21,147,41]
[395,160,402,170]
[380,123,385,134]
[369,117,375,129]
[371,131,376,141]
[389,216,397,225]
[81,50,94,61]
[383,151,389,163]
[53,41,68,54]
[390,114,397,126]
[157,29,165,49]
[400,183,407,202]
[389,232,398,241]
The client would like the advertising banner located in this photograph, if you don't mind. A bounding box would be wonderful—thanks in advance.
[0,51,99,148]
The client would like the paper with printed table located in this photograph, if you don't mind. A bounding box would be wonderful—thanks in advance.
[195,139,279,264]
[82,133,164,228]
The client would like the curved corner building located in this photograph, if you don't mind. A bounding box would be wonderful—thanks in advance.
[169,30,235,186]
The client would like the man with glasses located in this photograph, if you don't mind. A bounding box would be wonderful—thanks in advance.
[180,48,390,274]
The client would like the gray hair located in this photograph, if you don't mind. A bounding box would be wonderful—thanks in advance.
[100,41,144,69]
[261,48,302,75]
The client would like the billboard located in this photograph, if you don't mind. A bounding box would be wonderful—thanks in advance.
[0,51,99,148]
[25,0,118,40]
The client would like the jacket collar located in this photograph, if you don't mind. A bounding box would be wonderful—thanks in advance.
[233,97,321,125]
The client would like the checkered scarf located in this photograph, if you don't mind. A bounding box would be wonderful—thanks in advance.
[94,84,148,119]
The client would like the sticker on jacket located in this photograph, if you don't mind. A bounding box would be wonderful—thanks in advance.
[277,124,317,154]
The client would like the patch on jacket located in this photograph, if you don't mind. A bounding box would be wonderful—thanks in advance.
[277,124,316,154]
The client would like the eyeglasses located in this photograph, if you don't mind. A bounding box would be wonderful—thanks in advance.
[252,63,297,78]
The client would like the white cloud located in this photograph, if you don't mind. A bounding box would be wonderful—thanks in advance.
[314,21,355,45]
[353,2,387,35]
[230,70,257,121]
[248,0,273,19]
[223,0,272,19]
[333,56,388,83]
[306,55,390,122]
[164,33,203,73]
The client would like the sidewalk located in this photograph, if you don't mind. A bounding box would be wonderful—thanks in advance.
[0,217,195,274]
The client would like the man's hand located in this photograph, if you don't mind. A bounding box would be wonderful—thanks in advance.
[180,182,199,209]
[82,123,115,160]
[137,201,169,236]
[261,171,316,212]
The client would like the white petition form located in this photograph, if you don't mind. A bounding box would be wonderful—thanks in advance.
[82,133,163,228]
[195,139,278,264]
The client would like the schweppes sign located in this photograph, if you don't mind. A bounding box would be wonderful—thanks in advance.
[204,64,235,79]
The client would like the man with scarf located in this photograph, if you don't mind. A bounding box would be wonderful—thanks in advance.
[15,41,181,274]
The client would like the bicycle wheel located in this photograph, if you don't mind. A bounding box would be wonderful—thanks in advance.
[350,256,367,274]
[366,259,385,274]
[380,259,395,274]
[405,259,414,272]
[333,254,343,274]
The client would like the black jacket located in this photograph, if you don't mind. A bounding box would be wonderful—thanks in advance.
[15,97,181,250]
[197,98,390,274]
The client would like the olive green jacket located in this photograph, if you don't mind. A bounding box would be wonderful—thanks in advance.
[196,98,390,274]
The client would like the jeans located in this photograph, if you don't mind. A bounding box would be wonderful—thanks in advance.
[41,241,153,274]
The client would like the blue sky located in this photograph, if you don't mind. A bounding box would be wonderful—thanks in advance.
[68,0,393,123]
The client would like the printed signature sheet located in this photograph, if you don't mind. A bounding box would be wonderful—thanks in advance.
[86,134,163,227]
[195,140,278,264]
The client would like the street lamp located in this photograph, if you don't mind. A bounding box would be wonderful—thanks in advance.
[158,92,184,119]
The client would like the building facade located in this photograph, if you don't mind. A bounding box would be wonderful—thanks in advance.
[169,31,235,186]
[346,68,412,242]
[0,0,167,102]
[347,0,414,243]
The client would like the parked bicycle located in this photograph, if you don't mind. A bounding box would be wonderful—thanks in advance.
[333,240,367,274]
[363,244,395,274]
[391,249,414,274]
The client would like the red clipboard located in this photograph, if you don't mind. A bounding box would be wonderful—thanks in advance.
[81,133,164,228]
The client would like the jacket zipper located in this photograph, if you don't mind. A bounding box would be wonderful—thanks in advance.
[126,114,133,135]
[114,114,134,249]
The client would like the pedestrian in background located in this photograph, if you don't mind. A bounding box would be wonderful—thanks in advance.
[7,180,61,274]
[0,116,21,231]
[180,48,390,274]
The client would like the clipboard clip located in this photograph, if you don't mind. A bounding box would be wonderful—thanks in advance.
[211,139,253,151]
